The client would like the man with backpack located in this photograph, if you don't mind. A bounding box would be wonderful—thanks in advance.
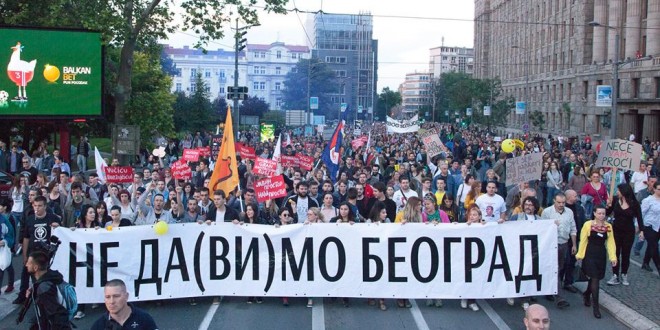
[25,250,73,329]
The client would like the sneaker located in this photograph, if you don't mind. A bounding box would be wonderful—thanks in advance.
[12,296,25,304]
[307,299,313,308]
[282,297,289,306]
[621,274,629,286]
[91,303,99,309]
[434,299,443,308]
[189,298,197,306]
[522,302,530,310]
[469,303,480,311]
[426,299,434,307]
[212,297,220,305]
[4,286,14,293]
[460,299,468,309]
[74,311,85,319]
[606,274,620,286]
[256,297,263,304]
[506,298,515,306]
[246,297,254,304]
[641,264,652,272]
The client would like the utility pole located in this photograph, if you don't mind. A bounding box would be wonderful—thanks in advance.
[233,18,243,139]
[611,33,619,140]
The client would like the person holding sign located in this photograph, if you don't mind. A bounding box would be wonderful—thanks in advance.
[576,205,617,319]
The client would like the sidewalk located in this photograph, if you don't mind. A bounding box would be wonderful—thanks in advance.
[597,242,659,328]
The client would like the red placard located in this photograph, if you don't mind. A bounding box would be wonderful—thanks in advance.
[210,134,222,160]
[253,157,278,177]
[196,146,211,158]
[298,155,315,170]
[236,143,256,159]
[254,175,288,202]
[182,149,200,162]
[170,160,192,180]
[104,166,134,183]
[351,135,368,150]
[280,155,299,168]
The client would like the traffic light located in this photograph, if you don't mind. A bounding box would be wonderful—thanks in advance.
[227,86,249,100]
[236,31,247,52]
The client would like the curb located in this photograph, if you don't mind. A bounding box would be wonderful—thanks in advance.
[573,282,660,330]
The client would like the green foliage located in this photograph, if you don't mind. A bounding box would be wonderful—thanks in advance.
[376,87,402,120]
[123,51,175,147]
[261,111,286,128]
[240,96,270,117]
[282,58,338,117]
[530,110,546,131]
[173,74,216,132]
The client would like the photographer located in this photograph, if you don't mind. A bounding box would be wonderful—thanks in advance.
[14,196,61,305]
[25,250,72,329]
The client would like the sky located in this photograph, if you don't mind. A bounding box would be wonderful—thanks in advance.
[166,1,474,92]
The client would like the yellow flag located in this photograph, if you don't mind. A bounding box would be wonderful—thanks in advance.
[210,106,239,196]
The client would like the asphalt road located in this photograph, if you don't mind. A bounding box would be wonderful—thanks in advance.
[0,250,629,330]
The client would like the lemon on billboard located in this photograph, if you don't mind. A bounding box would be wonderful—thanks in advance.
[0,27,102,117]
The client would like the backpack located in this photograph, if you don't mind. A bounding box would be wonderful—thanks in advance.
[56,281,78,321]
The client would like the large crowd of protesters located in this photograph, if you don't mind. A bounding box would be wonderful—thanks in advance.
[0,122,659,321]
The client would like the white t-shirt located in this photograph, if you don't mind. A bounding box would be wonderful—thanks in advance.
[215,208,226,222]
[475,193,506,222]
[630,171,648,193]
[393,189,419,212]
[296,197,309,223]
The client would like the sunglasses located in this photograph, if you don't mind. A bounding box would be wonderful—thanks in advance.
[282,213,290,217]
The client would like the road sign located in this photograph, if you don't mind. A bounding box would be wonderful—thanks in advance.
[358,105,363,113]
[341,103,348,112]
[310,97,319,110]
[515,102,526,115]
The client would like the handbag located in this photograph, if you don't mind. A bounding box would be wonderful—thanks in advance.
[0,244,11,271]
[572,261,589,282]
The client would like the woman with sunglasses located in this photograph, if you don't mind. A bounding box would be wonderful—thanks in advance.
[439,194,460,223]
[275,207,295,306]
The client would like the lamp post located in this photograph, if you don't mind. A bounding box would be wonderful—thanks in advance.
[588,21,619,139]
[232,19,259,139]
[512,45,530,130]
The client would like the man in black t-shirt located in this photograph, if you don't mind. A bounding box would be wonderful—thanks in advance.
[13,196,61,304]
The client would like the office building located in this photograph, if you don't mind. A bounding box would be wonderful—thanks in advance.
[429,45,475,77]
[400,72,432,114]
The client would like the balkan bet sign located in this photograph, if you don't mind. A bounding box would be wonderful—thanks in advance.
[596,139,643,171]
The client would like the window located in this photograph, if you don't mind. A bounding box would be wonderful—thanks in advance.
[219,70,225,78]
[275,82,281,90]
[632,78,640,98]
[175,83,182,92]
[175,68,182,77]
[253,82,259,90]
[276,98,283,107]
[276,51,282,59]
[291,53,297,59]
[205,70,211,78]
[190,68,197,77]
[337,57,347,64]
[205,86,210,92]
[219,87,225,94]
[655,77,660,98]
[253,66,259,74]
[259,82,266,90]
[190,84,196,92]
[259,67,266,74]
[275,67,281,75]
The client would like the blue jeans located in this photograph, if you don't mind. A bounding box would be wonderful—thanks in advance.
[546,187,560,206]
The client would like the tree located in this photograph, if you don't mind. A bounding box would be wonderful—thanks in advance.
[212,96,229,121]
[187,74,215,132]
[240,96,270,118]
[0,0,289,126]
[262,111,285,128]
[530,110,546,131]
[282,58,338,117]
[376,87,402,120]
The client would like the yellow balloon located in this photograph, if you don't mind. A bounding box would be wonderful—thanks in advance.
[154,221,169,235]
[501,139,516,153]
[43,64,60,83]
[513,139,525,150]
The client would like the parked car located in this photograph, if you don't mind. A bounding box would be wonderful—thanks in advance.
[0,170,13,198]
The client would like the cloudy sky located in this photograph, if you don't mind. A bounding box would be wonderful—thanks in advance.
[167,1,474,91]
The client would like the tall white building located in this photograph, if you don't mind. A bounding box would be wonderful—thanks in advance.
[400,72,432,113]
[429,46,475,78]
[163,42,310,110]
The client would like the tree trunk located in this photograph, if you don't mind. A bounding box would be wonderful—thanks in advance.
[115,38,136,125]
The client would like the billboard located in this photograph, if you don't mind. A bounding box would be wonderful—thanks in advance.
[0,27,103,117]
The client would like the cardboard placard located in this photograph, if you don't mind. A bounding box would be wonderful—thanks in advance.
[210,134,222,160]
[104,166,134,183]
[182,149,200,162]
[170,160,192,180]
[196,146,211,158]
[280,155,299,168]
[298,155,315,171]
[236,143,256,160]
[505,153,544,186]
[420,129,445,159]
[595,139,643,171]
[253,157,278,177]
[254,175,288,202]
[351,136,369,150]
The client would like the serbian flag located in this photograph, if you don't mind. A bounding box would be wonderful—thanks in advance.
[210,106,239,196]
[322,119,344,183]
[363,131,371,163]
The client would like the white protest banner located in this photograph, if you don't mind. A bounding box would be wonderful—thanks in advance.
[420,129,445,158]
[506,153,544,186]
[387,115,419,134]
[51,221,558,303]
[253,157,278,177]
[254,175,288,202]
[595,139,643,171]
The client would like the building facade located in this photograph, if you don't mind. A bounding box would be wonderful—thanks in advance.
[163,42,310,110]
[307,13,378,120]
[400,72,432,114]
[474,0,660,141]
[429,46,475,77]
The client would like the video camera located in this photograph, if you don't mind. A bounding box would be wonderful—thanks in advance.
[35,235,62,263]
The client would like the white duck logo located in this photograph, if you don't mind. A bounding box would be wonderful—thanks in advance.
[7,42,37,101]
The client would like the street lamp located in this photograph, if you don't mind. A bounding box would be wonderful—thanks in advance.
[511,45,530,130]
[232,19,259,139]
[588,21,619,139]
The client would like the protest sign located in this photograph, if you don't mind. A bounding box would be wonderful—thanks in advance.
[235,143,256,160]
[280,155,299,168]
[254,175,288,202]
[298,155,315,170]
[170,160,192,180]
[595,139,643,171]
[182,149,200,162]
[351,136,369,150]
[104,166,134,183]
[420,129,445,158]
[196,146,211,158]
[52,221,557,303]
[210,134,222,160]
[253,157,278,177]
[506,153,544,186]
[386,115,419,134]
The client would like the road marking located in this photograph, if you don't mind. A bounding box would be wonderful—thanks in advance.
[629,258,641,267]
[0,280,22,322]
[198,297,222,330]
[311,298,325,330]
[477,299,512,330]
[409,300,430,330]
